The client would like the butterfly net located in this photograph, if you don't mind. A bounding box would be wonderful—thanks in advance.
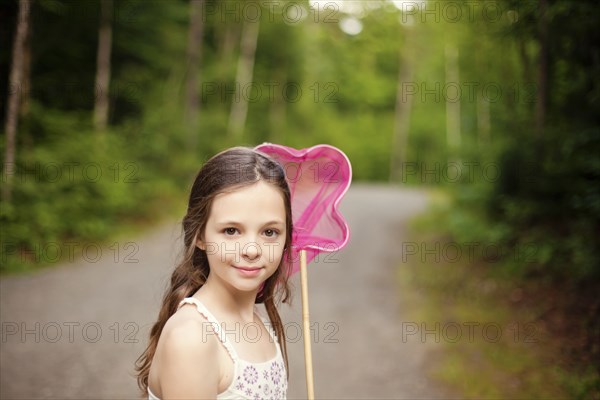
[255,143,352,276]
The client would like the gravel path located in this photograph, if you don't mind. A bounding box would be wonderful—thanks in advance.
[1,184,451,399]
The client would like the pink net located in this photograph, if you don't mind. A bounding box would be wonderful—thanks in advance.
[255,143,352,276]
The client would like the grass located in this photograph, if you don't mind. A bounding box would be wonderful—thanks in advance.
[1,190,186,276]
[395,191,585,399]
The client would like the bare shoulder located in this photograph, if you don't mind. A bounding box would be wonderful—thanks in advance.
[161,305,215,350]
[154,305,220,398]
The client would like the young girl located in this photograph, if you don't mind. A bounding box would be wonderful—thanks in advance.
[135,146,293,399]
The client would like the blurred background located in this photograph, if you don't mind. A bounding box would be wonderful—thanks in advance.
[1,0,599,399]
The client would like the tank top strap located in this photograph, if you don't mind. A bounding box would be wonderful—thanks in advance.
[177,297,239,362]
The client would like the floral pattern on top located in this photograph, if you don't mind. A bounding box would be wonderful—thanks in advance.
[230,360,287,400]
[243,365,258,385]
[270,362,283,385]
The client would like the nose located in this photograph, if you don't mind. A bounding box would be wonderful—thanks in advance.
[241,239,262,261]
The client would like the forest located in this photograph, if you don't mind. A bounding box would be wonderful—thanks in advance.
[1,0,599,398]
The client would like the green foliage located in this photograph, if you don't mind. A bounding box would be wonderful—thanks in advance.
[1,0,598,283]
[0,0,201,273]
[440,0,600,283]
[0,101,192,273]
[397,227,571,399]
[0,0,597,397]
[490,127,600,280]
[410,3,600,394]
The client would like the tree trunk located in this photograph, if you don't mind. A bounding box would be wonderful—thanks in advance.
[20,20,33,155]
[445,43,461,159]
[21,16,32,119]
[390,27,414,183]
[3,0,31,203]
[219,22,239,82]
[93,0,113,131]
[477,94,491,147]
[535,0,549,137]
[269,68,287,143]
[228,19,260,139]
[473,33,491,148]
[518,37,532,86]
[185,0,205,149]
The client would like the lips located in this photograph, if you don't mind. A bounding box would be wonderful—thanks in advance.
[234,266,262,271]
[234,265,263,277]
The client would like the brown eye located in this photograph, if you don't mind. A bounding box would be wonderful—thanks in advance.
[265,229,277,237]
[224,228,237,235]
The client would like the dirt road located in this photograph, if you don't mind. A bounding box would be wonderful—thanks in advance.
[1,184,450,399]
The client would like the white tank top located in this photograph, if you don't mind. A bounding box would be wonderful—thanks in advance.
[148,297,287,400]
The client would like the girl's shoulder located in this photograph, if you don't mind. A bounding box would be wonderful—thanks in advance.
[161,304,208,336]
[157,307,219,376]
[152,302,221,399]
[159,302,216,353]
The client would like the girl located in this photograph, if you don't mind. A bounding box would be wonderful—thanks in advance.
[135,146,293,399]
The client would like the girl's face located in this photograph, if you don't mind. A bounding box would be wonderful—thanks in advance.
[197,180,287,293]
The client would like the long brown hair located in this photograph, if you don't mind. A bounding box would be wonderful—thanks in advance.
[135,146,294,395]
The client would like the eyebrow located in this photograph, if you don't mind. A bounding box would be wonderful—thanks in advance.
[215,220,285,226]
